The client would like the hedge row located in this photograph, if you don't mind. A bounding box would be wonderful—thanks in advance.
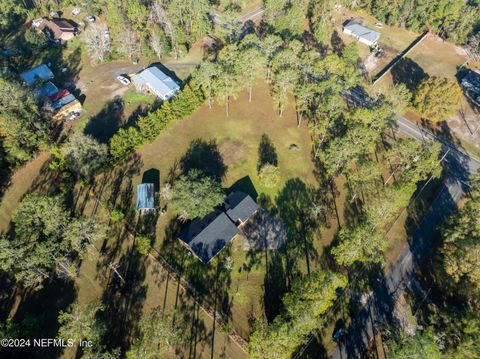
[109,82,205,163]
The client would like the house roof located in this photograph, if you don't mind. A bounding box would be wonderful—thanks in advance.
[137,183,155,210]
[462,71,480,95]
[39,18,77,41]
[178,211,240,263]
[47,18,76,31]
[51,94,75,110]
[20,64,54,86]
[131,67,180,98]
[49,88,70,102]
[225,191,259,223]
[36,81,58,99]
[344,21,380,44]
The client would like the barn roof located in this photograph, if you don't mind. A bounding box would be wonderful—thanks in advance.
[131,67,180,98]
[20,64,54,86]
[137,183,155,210]
[344,21,380,44]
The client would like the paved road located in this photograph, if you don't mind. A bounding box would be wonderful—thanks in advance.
[328,115,480,359]
[212,6,264,25]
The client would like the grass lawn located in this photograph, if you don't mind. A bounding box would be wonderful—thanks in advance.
[75,79,428,350]
[117,79,322,337]
[0,153,52,233]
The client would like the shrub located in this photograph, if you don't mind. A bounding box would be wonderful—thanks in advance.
[108,81,205,162]
[258,164,280,188]
[135,236,151,256]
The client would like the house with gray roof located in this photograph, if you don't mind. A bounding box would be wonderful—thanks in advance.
[225,191,259,225]
[178,211,240,263]
[20,64,54,86]
[343,21,380,47]
[137,183,155,213]
[131,66,180,101]
[461,70,480,105]
[178,192,259,263]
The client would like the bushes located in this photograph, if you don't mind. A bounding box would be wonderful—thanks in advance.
[109,82,205,163]
[135,236,152,256]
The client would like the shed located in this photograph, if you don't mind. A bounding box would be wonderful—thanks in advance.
[20,64,54,86]
[178,211,240,263]
[343,21,380,47]
[137,183,155,213]
[225,191,259,225]
[131,66,180,100]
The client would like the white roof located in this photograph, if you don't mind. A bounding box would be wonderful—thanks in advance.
[344,21,380,44]
[131,67,180,98]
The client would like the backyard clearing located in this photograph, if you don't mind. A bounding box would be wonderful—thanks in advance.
[65,79,431,352]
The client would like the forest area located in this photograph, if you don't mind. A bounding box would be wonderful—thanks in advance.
[0,0,479,358]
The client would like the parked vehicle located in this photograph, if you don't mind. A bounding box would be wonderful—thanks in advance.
[71,8,81,15]
[104,29,110,38]
[116,75,131,85]
[375,22,383,28]
[67,111,80,121]
[86,16,95,22]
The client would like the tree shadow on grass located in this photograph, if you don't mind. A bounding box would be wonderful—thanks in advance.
[180,139,227,182]
[263,250,287,322]
[257,134,278,171]
[276,178,326,278]
[391,58,427,91]
[331,30,345,54]
[83,97,125,144]
[101,248,147,354]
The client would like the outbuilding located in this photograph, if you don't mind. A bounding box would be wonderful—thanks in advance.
[343,21,381,47]
[136,183,156,213]
[131,66,180,101]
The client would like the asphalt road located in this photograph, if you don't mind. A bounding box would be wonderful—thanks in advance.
[328,115,480,359]
[212,6,264,25]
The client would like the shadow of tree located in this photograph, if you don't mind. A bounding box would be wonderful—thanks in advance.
[83,97,125,144]
[180,139,227,182]
[257,134,278,171]
[101,248,147,353]
[391,58,427,91]
[263,250,287,322]
[331,30,345,54]
[276,178,325,278]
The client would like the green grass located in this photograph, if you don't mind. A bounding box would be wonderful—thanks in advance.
[122,88,155,107]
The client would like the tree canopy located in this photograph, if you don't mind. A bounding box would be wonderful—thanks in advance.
[414,76,462,122]
[171,169,224,220]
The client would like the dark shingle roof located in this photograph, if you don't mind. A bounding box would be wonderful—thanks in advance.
[137,183,155,210]
[178,211,240,263]
[225,191,259,223]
